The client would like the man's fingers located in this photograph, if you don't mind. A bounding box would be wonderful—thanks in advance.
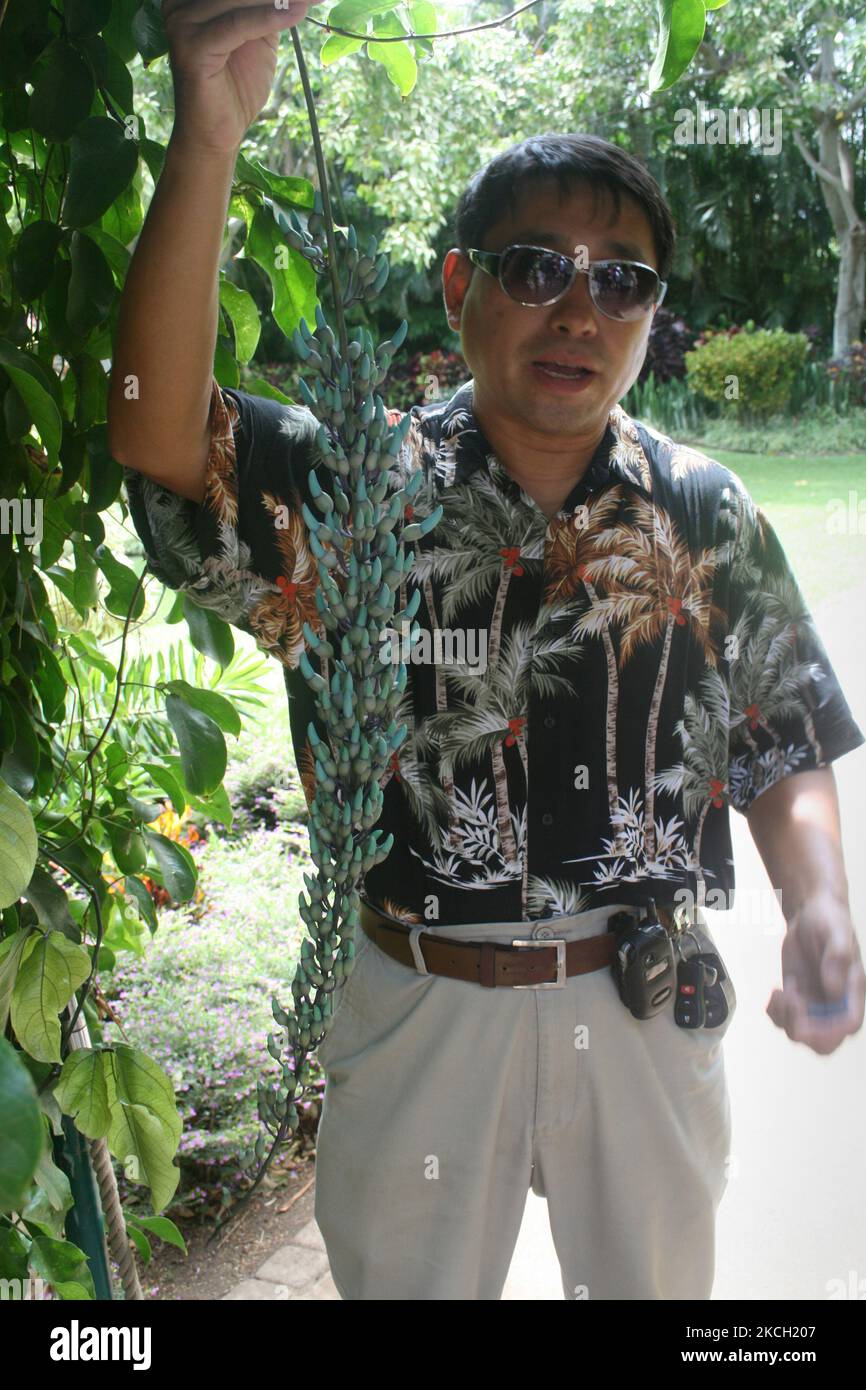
[167,3,310,62]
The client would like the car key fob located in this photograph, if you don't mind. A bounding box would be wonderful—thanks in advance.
[675,956,711,1028]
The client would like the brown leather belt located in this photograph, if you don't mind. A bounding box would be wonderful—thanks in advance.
[359,898,681,989]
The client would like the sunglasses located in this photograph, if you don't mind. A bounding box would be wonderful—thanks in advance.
[466,243,667,321]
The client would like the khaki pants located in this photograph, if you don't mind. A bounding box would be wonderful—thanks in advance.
[314,900,735,1300]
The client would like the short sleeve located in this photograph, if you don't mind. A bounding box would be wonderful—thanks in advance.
[122,378,328,671]
[718,476,865,813]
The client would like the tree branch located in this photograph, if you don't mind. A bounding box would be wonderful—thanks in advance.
[305,0,542,43]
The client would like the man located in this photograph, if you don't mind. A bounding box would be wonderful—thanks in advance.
[112,1,865,1300]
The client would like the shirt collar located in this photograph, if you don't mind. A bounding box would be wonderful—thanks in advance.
[411,377,654,505]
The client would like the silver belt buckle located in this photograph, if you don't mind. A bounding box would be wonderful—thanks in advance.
[510,938,567,988]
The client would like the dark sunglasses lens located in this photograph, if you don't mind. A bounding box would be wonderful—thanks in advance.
[590,263,659,318]
[501,247,570,304]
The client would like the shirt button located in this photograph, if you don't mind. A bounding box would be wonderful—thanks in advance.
[543,714,556,729]
[541,812,554,827]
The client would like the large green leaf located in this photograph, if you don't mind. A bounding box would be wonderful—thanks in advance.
[164,692,227,796]
[131,0,169,62]
[105,1043,182,1214]
[141,829,196,902]
[10,930,91,1063]
[647,0,707,93]
[0,341,63,465]
[12,221,64,300]
[93,542,146,619]
[368,12,417,95]
[182,595,234,669]
[243,200,318,342]
[162,679,242,737]
[66,231,115,336]
[218,279,261,364]
[53,1047,112,1137]
[28,40,95,142]
[63,117,139,230]
[66,0,113,40]
[0,776,38,910]
[26,1230,95,1299]
[0,1039,44,1213]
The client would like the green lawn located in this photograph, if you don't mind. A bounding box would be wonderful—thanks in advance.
[686,450,866,610]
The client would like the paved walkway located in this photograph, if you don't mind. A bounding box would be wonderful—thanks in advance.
[223,585,866,1301]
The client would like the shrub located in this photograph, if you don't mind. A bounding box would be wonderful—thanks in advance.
[685,324,810,419]
[637,308,698,384]
[825,340,866,408]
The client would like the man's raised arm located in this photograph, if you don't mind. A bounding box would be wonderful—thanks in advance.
[106,0,321,504]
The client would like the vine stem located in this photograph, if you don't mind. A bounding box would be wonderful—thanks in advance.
[290,26,350,364]
[306,0,543,43]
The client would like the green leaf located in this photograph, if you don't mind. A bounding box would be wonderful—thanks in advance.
[54,1047,112,1137]
[218,279,261,364]
[243,200,318,343]
[66,231,115,336]
[65,630,117,681]
[367,11,417,95]
[0,1037,43,1212]
[141,829,196,902]
[21,864,76,937]
[126,1212,188,1255]
[0,691,41,798]
[237,375,293,405]
[72,536,99,609]
[120,874,158,934]
[66,0,113,39]
[108,821,148,876]
[105,1043,182,1213]
[125,1223,152,1263]
[408,0,437,30]
[162,680,241,737]
[131,0,169,62]
[12,221,65,300]
[647,0,707,93]
[10,930,91,1063]
[0,930,31,1035]
[164,693,227,796]
[101,0,141,64]
[64,116,139,230]
[187,781,233,832]
[321,34,365,64]
[182,596,235,669]
[0,776,38,910]
[0,341,63,465]
[139,762,186,818]
[328,0,403,25]
[27,1231,95,1299]
[28,40,95,142]
[93,542,146,619]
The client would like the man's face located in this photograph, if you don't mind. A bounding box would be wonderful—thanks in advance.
[442,177,663,445]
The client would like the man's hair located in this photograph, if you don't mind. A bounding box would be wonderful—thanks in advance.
[452,133,676,283]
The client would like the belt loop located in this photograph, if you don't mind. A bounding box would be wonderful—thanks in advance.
[407,926,429,976]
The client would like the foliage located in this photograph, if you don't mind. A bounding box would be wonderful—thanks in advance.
[638,307,698,384]
[101,818,320,1220]
[684,324,810,419]
[826,341,866,409]
[382,347,471,411]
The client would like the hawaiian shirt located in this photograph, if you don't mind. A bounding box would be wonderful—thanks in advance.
[122,376,865,927]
